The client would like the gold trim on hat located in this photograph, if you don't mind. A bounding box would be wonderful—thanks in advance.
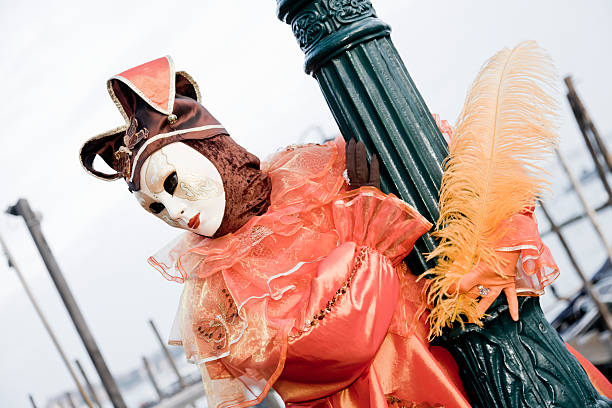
[176,70,201,102]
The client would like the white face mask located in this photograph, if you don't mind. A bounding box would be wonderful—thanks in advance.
[134,142,226,237]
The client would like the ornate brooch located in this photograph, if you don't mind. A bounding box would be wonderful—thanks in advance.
[113,117,151,179]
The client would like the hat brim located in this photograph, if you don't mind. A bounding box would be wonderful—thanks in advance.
[79,125,128,181]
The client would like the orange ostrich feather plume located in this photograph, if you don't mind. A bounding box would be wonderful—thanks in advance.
[425,41,560,338]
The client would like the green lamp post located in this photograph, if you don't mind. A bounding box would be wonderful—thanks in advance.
[276,1,611,407]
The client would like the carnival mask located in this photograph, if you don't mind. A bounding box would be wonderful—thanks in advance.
[80,56,272,238]
[134,142,226,237]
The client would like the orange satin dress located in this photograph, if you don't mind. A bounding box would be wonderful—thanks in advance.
[151,138,471,408]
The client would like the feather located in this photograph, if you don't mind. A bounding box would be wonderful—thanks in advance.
[424,41,560,338]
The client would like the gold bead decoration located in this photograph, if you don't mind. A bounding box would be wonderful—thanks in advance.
[289,246,367,341]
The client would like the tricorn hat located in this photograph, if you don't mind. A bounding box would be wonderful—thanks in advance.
[79,56,229,191]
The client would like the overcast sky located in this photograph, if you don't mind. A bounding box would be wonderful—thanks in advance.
[1,1,611,407]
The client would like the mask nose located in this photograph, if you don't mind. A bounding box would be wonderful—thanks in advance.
[163,199,186,222]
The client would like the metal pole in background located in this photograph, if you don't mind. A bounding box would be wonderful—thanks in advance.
[75,359,102,407]
[149,319,186,389]
[0,232,93,408]
[6,199,126,408]
[143,356,164,400]
[539,204,612,334]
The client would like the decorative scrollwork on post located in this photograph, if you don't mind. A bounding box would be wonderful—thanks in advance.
[289,0,376,52]
[435,297,611,407]
[328,0,373,24]
[292,10,327,50]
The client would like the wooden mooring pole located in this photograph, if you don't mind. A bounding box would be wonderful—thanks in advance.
[565,75,612,205]
[556,149,612,272]
[6,199,126,408]
[538,204,612,334]
[549,149,612,336]
[75,359,102,407]
[541,76,612,237]
[565,76,612,176]
[65,392,77,408]
[143,356,164,400]
[0,232,94,408]
[149,319,186,389]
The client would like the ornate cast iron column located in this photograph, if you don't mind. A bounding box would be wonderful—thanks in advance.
[279,0,447,275]
[277,1,611,407]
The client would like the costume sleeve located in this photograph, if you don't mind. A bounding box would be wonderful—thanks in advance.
[495,212,560,295]
[332,186,433,264]
[322,186,433,341]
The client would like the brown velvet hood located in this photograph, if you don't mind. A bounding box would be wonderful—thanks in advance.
[79,56,271,236]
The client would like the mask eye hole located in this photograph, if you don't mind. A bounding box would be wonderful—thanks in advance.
[164,171,178,195]
[149,202,165,214]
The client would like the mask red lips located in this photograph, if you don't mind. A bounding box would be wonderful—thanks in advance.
[188,213,201,230]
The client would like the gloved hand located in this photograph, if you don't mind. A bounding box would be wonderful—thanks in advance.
[450,251,520,321]
[449,212,559,322]
[345,138,380,190]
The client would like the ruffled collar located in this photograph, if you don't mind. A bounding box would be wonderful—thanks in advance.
[148,137,348,284]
